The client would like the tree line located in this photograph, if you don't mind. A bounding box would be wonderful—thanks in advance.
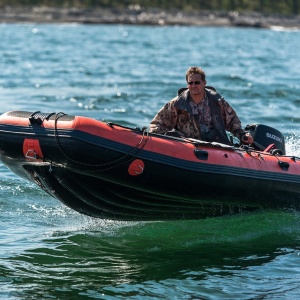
[0,0,299,15]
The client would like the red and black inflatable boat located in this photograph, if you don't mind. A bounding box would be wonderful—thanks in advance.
[0,110,300,221]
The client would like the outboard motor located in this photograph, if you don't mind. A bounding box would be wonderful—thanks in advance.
[244,124,286,155]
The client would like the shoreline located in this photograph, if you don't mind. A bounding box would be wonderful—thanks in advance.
[0,6,300,28]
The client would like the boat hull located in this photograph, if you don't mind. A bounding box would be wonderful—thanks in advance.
[1,111,300,220]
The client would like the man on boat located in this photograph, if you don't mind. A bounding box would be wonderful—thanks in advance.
[149,66,253,145]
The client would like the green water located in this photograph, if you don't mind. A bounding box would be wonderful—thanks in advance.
[1,24,300,299]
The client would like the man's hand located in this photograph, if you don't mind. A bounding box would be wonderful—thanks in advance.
[241,132,254,144]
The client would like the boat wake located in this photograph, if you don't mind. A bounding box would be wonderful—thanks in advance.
[285,131,300,157]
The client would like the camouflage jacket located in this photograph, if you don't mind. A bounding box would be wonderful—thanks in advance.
[149,87,244,144]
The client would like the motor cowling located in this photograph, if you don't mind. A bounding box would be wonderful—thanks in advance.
[245,124,286,155]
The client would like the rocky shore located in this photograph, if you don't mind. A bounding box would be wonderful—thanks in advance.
[0,5,299,28]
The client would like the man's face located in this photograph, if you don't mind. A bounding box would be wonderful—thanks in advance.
[187,74,206,96]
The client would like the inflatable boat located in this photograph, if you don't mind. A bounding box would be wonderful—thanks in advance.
[0,110,299,221]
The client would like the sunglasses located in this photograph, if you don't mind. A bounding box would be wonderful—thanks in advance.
[188,81,201,85]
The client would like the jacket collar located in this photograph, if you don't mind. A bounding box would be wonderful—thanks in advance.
[175,89,193,113]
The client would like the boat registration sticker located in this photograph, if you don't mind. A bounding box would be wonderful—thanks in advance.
[128,159,144,176]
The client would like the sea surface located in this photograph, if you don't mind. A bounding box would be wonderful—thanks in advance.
[0,23,300,299]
